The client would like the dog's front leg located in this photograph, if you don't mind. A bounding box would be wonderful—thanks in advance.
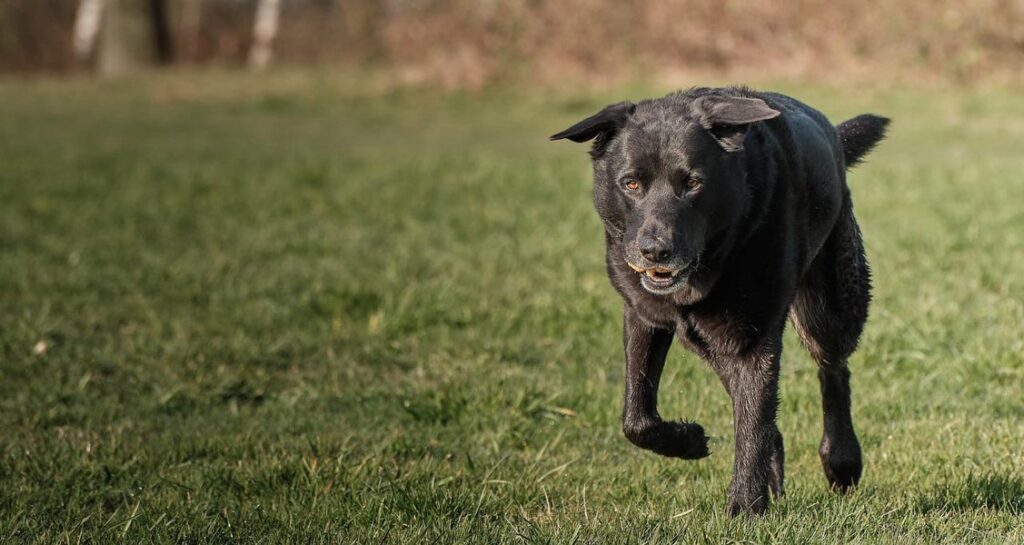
[715,337,784,516]
[621,306,709,459]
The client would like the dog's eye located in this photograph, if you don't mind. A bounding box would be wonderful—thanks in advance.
[685,178,703,192]
[624,179,640,191]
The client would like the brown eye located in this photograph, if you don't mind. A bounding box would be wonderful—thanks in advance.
[624,180,640,191]
[685,178,702,192]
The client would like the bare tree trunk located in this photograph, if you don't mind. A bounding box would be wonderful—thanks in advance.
[98,0,172,76]
[73,0,106,63]
[249,0,282,71]
[149,0,173,64]
[181,0,203,61]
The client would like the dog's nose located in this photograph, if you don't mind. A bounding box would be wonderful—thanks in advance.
[639,236,672,263]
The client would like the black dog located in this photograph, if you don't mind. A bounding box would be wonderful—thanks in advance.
[551,87,888,515]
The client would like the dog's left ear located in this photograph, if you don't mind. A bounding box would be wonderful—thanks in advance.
[693,95,780,152]
[550,101,635,158]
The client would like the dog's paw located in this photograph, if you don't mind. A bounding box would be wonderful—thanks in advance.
[820,437,862,493]
[726,492,770,517]
[726,469,777,516]
[624,418,710,459]
[659,420,710,459]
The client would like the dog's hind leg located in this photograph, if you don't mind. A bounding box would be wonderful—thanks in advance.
[790,200,870,492]
[621,307,710,459]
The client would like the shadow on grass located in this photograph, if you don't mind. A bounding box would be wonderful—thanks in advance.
[916,474,1024,514]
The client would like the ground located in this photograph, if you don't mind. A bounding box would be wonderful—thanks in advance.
[0,72,1022,544]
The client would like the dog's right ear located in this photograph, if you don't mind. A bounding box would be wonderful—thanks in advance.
[550,101,635,158]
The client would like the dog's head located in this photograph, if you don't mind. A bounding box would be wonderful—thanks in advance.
[551,92,779,295]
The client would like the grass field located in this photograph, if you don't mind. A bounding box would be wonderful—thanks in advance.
[1,72,1023,543]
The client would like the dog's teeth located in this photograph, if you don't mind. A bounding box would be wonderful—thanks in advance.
[645,270,656,278]
[670,270,680,277]
[628,263,643,272]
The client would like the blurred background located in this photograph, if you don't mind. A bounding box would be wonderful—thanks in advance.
[3,2,1024,543]
[3,0,1023,87]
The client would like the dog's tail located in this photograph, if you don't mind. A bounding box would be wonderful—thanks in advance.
[836,114,890,169]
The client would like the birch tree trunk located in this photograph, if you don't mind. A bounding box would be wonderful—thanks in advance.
[249,0,282,71]
[73,0,106,62]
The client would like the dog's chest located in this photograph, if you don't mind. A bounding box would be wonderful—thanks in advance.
[673,307,761,360]
[676,314,712,358]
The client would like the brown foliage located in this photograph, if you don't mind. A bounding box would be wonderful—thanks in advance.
[0,0,78,73]
[2,0,1023,85]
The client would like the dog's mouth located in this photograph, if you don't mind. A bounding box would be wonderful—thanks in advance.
[627,262,689,294]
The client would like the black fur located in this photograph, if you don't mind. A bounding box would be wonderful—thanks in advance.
[836,114,890,168]
[551,87,889,516]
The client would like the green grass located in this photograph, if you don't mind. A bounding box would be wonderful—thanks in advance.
[1,71,1023,543]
